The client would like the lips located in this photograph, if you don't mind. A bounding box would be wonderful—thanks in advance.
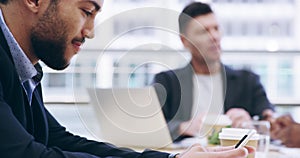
[210,44,221,52]
[72,41,82,52]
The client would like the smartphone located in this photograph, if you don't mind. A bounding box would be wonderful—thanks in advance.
[235,129,255,148]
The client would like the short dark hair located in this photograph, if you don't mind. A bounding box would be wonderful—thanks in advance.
[178,2,213,34]
[0,0,9,4]
[0,0,58,5]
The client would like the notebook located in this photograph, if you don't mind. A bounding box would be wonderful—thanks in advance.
[87,86,181,149]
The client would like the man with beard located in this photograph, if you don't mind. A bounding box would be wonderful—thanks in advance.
[0,0,254,157]
[153,2,274,141]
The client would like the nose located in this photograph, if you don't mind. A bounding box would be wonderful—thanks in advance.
[209,29,221,42]
[83,29,95,39]
[82,19,95,39]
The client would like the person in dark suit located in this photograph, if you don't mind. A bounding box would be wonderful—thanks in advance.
[153,2,275,141]
[0,0,254,158]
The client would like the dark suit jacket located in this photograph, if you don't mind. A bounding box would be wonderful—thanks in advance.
[153,64,274,140]
[0,30,169,158]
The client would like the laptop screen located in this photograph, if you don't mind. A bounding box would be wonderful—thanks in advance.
[87,86,174,148]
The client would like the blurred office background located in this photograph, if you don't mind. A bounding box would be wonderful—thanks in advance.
[43,0,300,138]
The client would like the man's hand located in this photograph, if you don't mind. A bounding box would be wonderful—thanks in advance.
[179,114,204,136]
[177,144,255,158]
[226,108,251,127]
[271,114,293,139]
[271,115,300,147]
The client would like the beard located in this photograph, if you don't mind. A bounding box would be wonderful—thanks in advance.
[30,1,70,70]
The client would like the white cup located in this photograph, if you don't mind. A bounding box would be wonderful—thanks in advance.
[219,128,259,158]
[201,114,232,145]
[241,121,270,158]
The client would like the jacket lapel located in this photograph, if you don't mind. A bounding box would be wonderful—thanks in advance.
[0,27,13,61]
[1,27,49,145]
[32,85,49,145]
[223,66,238,111]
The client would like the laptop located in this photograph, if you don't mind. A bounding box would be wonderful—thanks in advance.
[87,86,181,149]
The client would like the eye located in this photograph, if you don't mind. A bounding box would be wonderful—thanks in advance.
[82,9,93,17]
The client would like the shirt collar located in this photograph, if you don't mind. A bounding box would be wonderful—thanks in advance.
[0,9,37,83]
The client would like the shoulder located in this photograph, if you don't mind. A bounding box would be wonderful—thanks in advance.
[225,65,258,79]
[153,65,192,88]
[156,64,192,77]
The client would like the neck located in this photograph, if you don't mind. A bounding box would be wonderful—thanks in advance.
[191,60,221,75]
[1,3,39,65]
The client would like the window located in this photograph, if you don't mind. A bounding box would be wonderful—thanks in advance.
[213,0,294,4]
[114,20,155,36]
[48,73,66,87]
[221,20,293,37]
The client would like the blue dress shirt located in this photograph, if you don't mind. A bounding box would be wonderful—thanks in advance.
[0,9,40,104]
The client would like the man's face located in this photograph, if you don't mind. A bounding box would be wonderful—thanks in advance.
[182,13,221,64]
[31,0,102,70]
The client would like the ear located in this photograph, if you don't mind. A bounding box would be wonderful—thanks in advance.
[23,0,40,13]
[180,34,190,49]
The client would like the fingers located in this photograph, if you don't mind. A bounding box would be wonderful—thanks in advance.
[231,119,244,128]
[206,145,234,152]
[221,147,249,158]
[275,127,289,143]
[207,145,255,154]
[275,115,293,127]
[207,147,249,158]
[244,146,255,154]
[189,143,208,152]
[271,114,294,139]
[269,118,278,131]
[180,145,254,158]
[226,108,251,127]
[275,123,300,148]
[194,145,207,152]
